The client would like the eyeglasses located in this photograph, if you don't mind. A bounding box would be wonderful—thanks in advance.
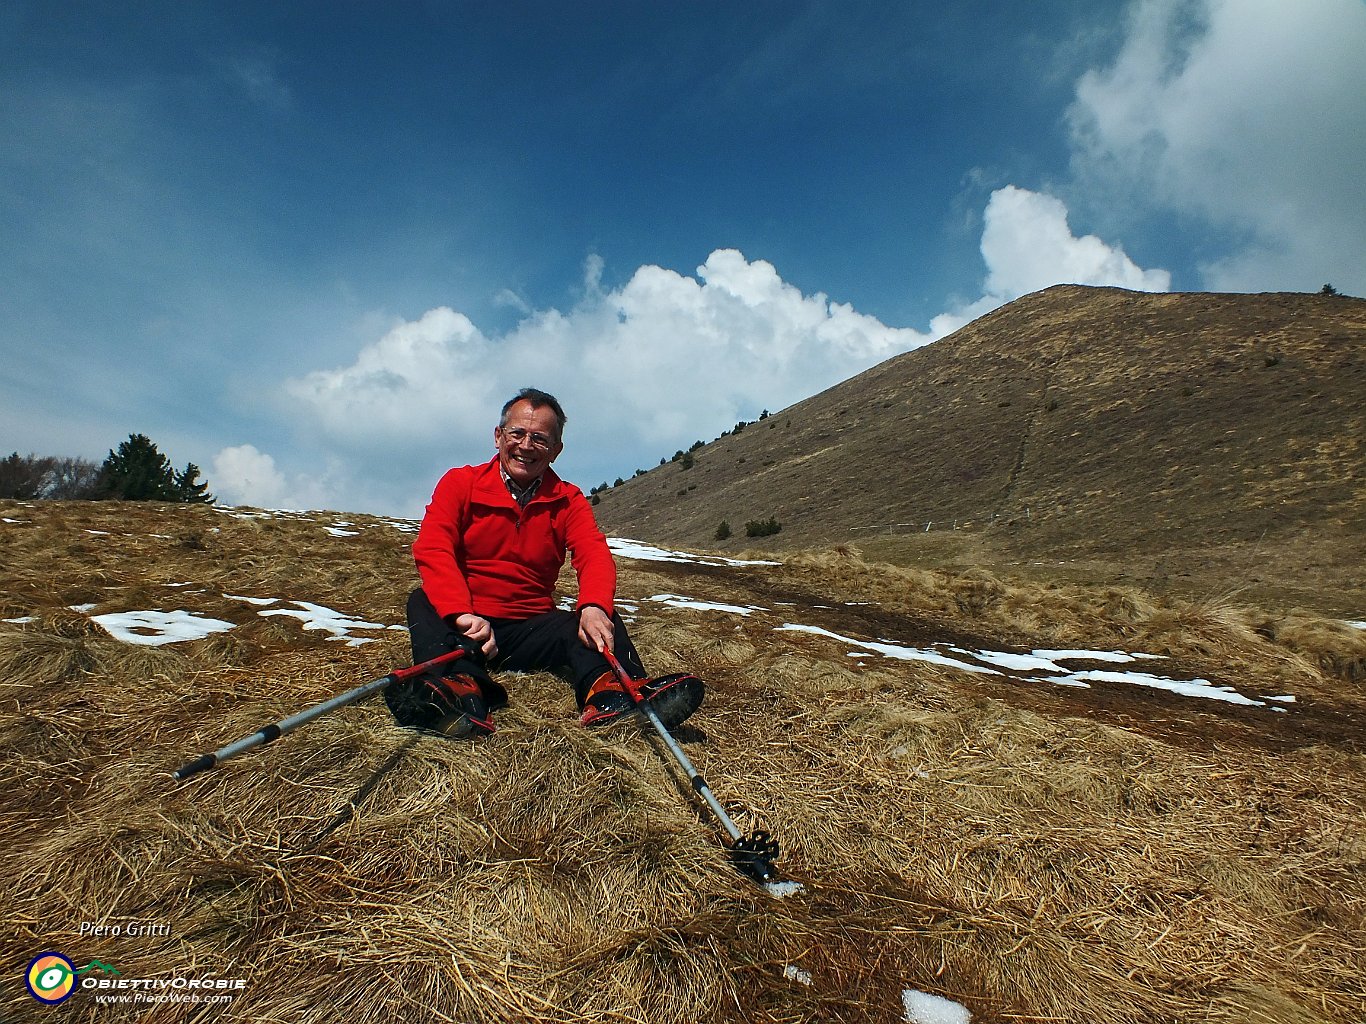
[499,426,556,450]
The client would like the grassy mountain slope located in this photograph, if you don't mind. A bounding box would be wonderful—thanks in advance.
[593,286,1365,616]
[3,500,1365,1023]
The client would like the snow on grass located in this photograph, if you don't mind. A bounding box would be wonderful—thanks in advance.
[648,594,766,616]
[608,537,780,566]
[902,989,972,1024]
[325,526,361,537]
[224,593,279,606]
[957,649,1067,673]
[783,965,813,985]
[2,616,37,624]
[1348,620,1366,630]
[763,880,805,898]
[1033,648,1162,662]
[92,609,236,646]
[1032,668,1266,706]
[774,622,1274,708]
[777,624,1000,675]
[258,601,406,647]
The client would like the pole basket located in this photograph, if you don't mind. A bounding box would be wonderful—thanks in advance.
[729,829,780,883]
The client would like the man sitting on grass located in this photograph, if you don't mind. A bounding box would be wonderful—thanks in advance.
[386,387,703,738]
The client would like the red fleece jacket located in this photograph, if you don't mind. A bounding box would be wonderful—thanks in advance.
[412,457,616,622]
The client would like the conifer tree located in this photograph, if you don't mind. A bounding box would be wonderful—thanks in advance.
[172,463,214,504]
[99,434,176,500]
[97,434,211,502]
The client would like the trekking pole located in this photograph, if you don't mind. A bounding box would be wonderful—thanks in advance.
[171,649,465,782]
[601,648,780,883]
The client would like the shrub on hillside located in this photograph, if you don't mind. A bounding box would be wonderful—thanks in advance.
[745,516,781,538]
[715,520,731,541]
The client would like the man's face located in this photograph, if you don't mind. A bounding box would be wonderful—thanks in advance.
[495,400,563,487]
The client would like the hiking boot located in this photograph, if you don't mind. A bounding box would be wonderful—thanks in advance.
[579,671,706,730]
[637,672,705,730]
[580,671,633,728]
[422,673,496,738]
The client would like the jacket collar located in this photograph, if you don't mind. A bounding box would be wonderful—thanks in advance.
[473,456,564,506]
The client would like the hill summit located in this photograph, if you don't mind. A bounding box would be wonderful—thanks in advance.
[593,285,1365,616]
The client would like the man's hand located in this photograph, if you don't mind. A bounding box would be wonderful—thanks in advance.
[577,605,615,654]
[453,613,498,659]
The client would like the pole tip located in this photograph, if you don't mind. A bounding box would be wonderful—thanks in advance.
[171,754,216,781]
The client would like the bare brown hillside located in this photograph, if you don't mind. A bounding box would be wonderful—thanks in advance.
[593,286,1365,617]
[3,500,1365,1023]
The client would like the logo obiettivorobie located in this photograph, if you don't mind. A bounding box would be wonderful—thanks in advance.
[26,952,77,1004]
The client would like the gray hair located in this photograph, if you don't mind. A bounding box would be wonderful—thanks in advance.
[500,388,566,438]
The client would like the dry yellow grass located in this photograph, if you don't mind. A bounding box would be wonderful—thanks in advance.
[3,499,1364,1022]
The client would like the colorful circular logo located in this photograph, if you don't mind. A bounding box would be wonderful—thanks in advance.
[26,952,77,1005]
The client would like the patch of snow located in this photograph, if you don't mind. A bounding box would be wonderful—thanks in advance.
[1041,669,1265,707]
[225,593,279,607]
[3,616,37,624]
[2,517,29,524]
[325,527,361,537]
[1032,648,1162,663]
[1347,620,1366,630]
[608,537,780,566]
[649,593,766,616]
[68,603,98,613]
[902,989,972,1024]
[783,965,812,986]
[258,601,395,645]
[763,880,805,898]
[960,649,1065,673]
[84,529,109,536]
[1263,694,1297,703]
[777,624,1000,676]
[92,609,236,646]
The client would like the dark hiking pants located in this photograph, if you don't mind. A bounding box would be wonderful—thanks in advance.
[405,587,647,710]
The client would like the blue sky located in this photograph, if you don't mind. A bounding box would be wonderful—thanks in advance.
[3,1,1363,517]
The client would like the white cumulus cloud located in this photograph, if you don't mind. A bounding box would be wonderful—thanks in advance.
[282,248,932,502]
[931,185,1170,336]
[211,444,331,510]
[1068,0,1366,292]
